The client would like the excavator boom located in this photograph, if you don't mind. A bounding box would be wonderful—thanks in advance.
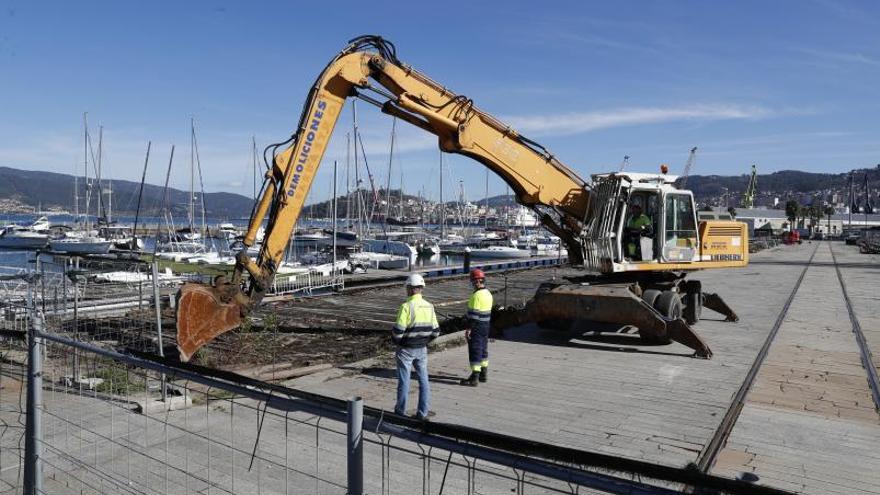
[176,35,746,362]
[177,36,595,360]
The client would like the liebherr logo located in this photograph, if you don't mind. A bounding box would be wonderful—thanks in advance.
[288,99,328,197]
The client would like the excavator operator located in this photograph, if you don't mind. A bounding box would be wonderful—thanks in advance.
[625,201,653,260]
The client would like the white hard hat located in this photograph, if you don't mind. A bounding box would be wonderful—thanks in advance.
[406,274,425,287]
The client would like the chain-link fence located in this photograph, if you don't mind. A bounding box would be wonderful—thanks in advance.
[0,254,791,495]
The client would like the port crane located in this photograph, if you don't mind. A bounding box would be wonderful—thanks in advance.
[741,164,758,209]
[679,147,698,188]
[175,36,748,361]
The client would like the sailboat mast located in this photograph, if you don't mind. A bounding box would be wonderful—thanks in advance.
[460,180,465,227]
[97,125,103,223]
[189,118,196,234]
[333,160,338,268]
[193,122,208,241]
[74,163,79,221]
[105,128,112,225]
[439,152,445,238]
[484,169,489,229]
[132,141,151,243]
[252,135,257,203]
[345,132,351,229]
[352,102,364,237]
[384,118,395,224]
[83,113,90,232]
[506,185,511,230]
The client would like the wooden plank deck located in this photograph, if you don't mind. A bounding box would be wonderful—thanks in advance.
[712,243,880,494]
[832,243,880,381]
[288,243,821,472]
[5,242,879,493]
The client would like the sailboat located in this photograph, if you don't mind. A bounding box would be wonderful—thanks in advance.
[50,115,113,255]
[156,120,211,260]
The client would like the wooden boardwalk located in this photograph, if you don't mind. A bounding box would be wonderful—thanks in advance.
[713,243,880,494]
[4,242,878,494]
[287,242,880,493]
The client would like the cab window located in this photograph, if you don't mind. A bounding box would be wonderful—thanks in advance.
[663,194,697,261]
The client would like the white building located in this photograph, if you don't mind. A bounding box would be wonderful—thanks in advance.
[699,207,880,236]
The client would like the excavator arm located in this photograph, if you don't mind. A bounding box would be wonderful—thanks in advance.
[176,36,593,361]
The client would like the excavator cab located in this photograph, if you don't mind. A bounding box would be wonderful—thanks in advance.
[585,172,708,273]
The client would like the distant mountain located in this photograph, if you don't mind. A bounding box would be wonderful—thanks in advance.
[304,189,424,219]
[481,194,517,207]
[677,168,879,197]
[0,166,255,218]
[478,168,880,206]
[5,164,875,221]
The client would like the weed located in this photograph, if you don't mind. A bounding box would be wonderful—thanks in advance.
[94,366,145,395]
[263,313,279,333]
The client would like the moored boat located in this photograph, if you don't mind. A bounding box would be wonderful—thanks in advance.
[468,245,532,259]
[49,236,113,255]
[0,227,50,250]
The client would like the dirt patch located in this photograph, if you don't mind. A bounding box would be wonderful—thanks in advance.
[190,324,395,371]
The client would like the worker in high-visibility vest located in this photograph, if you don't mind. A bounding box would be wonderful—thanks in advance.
[460,269,493,386]
[393,274,440,420]
[625,203,653,260]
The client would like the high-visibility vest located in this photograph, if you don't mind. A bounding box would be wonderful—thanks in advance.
[627,213,651,230]
[392,294,440,348]
[467,288,493,326]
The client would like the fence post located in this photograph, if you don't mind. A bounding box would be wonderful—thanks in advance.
[151,261,167,401]
[24,276,43,495]
[347,396,364,495]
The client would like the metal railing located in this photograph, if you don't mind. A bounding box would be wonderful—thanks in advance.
[269,266,345,296]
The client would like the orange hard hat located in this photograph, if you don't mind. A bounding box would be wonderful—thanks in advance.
[469,268,485,280]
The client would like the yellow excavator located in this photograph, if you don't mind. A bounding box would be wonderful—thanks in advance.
[175,36,747,362]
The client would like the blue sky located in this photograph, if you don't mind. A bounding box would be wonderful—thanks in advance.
[1,0,878,203]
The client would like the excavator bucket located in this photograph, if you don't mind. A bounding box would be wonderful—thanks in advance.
[176,282,243,362]
[493,284,713,359]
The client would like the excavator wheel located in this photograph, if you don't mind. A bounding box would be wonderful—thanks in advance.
[654,291,682,320]
[638,289,664,344]
[641,289,662,308]
[642,291,681,345]
[683,292,702,325]
[682,280,702,325]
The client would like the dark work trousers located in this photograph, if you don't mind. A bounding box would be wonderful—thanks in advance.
[467,322,490,369]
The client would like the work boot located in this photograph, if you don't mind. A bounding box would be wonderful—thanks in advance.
[413,411,436,421]
[459,372,479,387]
[479,367,488,383]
